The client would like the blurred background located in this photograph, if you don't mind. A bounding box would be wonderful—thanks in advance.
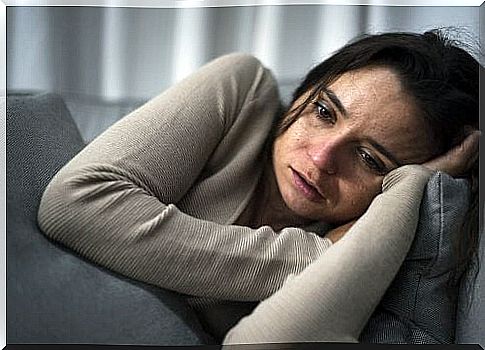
[7,5,484,141]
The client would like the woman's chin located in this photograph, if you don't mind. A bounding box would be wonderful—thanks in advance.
[283,194,356,224]
[282,191,330,222]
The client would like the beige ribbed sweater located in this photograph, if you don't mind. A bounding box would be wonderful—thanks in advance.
[37,53,432,344]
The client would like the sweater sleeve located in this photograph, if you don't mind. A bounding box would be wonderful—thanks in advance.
[223,165,433,344]
[37,53,332,302]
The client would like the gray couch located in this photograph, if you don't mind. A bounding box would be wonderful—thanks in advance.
[6,92,485,346]
[7,92,214,345]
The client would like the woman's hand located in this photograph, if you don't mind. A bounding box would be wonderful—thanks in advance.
[423,130,480,177]
[325,220,357,243]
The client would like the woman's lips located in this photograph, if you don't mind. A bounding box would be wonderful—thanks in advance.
[291,168,324,202]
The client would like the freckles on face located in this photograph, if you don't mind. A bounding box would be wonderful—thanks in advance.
[272,114,384,224]
[272,66,437,224]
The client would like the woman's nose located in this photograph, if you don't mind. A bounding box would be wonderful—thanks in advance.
[307,136,342,175]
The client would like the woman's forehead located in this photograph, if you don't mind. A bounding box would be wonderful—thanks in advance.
[327,67,407,109]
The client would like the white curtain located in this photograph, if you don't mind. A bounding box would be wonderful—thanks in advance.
[7,5,482,103]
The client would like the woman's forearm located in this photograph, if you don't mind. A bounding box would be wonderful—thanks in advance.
[38,171,332,301]
[223,165,433,344]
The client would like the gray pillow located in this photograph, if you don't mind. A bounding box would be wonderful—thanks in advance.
[359,172,472,344]
[7,92,212,345]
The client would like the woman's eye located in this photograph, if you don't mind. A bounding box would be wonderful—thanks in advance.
[313,101,335,123]
[357,148,386,174]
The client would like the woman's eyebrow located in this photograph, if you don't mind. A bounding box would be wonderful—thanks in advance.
[366,138,403,167]
[320,87,402,168]
[321,88,348,117]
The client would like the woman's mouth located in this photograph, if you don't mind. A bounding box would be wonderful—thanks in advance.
[291,168,324,202]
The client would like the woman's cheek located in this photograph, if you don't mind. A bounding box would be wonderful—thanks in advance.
[339,179,381,220]
[288,124,305,142]
[357,180,383,212]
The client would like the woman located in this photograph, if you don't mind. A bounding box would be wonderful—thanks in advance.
[37,30,480,344]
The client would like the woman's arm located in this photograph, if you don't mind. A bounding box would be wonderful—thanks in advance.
[223,165,433,343]
[37,53,332,302]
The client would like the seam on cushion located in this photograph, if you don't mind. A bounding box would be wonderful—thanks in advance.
[415,172,450,344]
[424,172,444,276]
[411,272,421,321]
[439,172,445,269]
[429,172,445,275]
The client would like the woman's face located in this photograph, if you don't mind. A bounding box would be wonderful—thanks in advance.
[273,66,437,224]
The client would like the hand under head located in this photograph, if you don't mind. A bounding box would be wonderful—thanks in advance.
[423,129,480,178]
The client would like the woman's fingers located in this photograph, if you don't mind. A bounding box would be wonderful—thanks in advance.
[424,130,481,177]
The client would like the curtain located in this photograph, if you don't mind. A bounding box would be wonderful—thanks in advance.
[7,5,482,101]
[6,4,482,140]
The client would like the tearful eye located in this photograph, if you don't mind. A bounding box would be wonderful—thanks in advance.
[357,148,386,175]
[313,100,335,123]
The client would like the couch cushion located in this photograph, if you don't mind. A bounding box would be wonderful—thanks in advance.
[359,172,480,344]
[455,224,484,345]
[7,92,211,345]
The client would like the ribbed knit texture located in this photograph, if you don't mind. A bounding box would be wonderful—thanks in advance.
[37,53,432,343]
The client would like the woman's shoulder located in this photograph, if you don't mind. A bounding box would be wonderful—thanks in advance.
[188,53,280,131]
[209,52,267,74]
[203,53,278,97]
